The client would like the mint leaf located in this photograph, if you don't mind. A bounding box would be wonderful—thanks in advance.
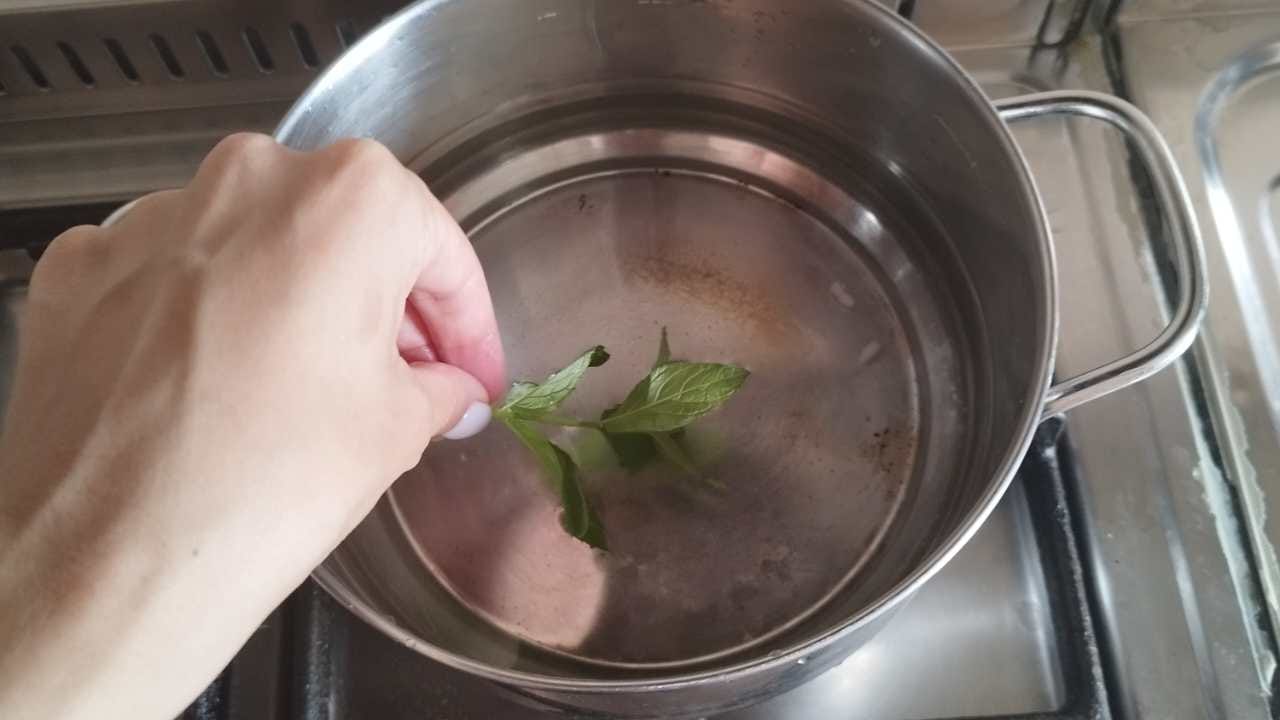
[497,346,609,421]
[501,381,539,407]
[602,429,658,471]
[504,417,562,486]
[502,416,607,550]
[599,396,656,470]
[494,333,745,548]
[606,328,674,428]
[550,444,607,549]
[599,362,749,434]
[601,331,734,480]
[651,432,697,477]
[653,432,724,489]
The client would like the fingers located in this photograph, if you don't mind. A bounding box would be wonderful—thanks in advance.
[196,135,507,405]
[34,224,104,282]
[397,360,491,451]
[396,300,437,364]
[100,190,182,249]
[33,188,183,299]
[299,138,507,401]
[399,179,507,401]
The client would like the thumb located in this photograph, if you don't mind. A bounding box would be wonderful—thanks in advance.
[398,361,491,443]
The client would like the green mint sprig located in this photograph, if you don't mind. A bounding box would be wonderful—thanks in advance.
[492,330,748,549]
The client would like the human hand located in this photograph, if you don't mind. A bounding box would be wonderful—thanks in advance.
[0,134,505,719]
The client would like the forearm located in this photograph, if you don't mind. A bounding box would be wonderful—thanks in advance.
[0,465,277,720]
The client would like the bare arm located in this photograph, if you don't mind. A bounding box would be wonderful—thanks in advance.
[0,134,505,720]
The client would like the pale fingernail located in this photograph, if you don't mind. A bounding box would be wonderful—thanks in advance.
[442,402,492,440]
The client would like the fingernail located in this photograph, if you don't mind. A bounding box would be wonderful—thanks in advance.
[442,402,492,440]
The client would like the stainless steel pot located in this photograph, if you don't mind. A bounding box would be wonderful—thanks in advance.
[274,1,1207,717]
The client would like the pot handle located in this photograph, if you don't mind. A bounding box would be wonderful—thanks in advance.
[994,90,1208,419]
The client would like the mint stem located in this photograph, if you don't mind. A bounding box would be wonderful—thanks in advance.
[533,415,603,430]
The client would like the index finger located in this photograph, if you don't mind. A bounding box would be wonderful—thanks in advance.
[398,175,507,401]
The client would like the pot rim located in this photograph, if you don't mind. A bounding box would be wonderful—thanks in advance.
[282,0,1057,693]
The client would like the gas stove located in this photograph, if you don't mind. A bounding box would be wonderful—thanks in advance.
[1,1,1276,718]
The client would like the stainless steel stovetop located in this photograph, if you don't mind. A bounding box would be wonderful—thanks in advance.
[1,1,1277,718]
